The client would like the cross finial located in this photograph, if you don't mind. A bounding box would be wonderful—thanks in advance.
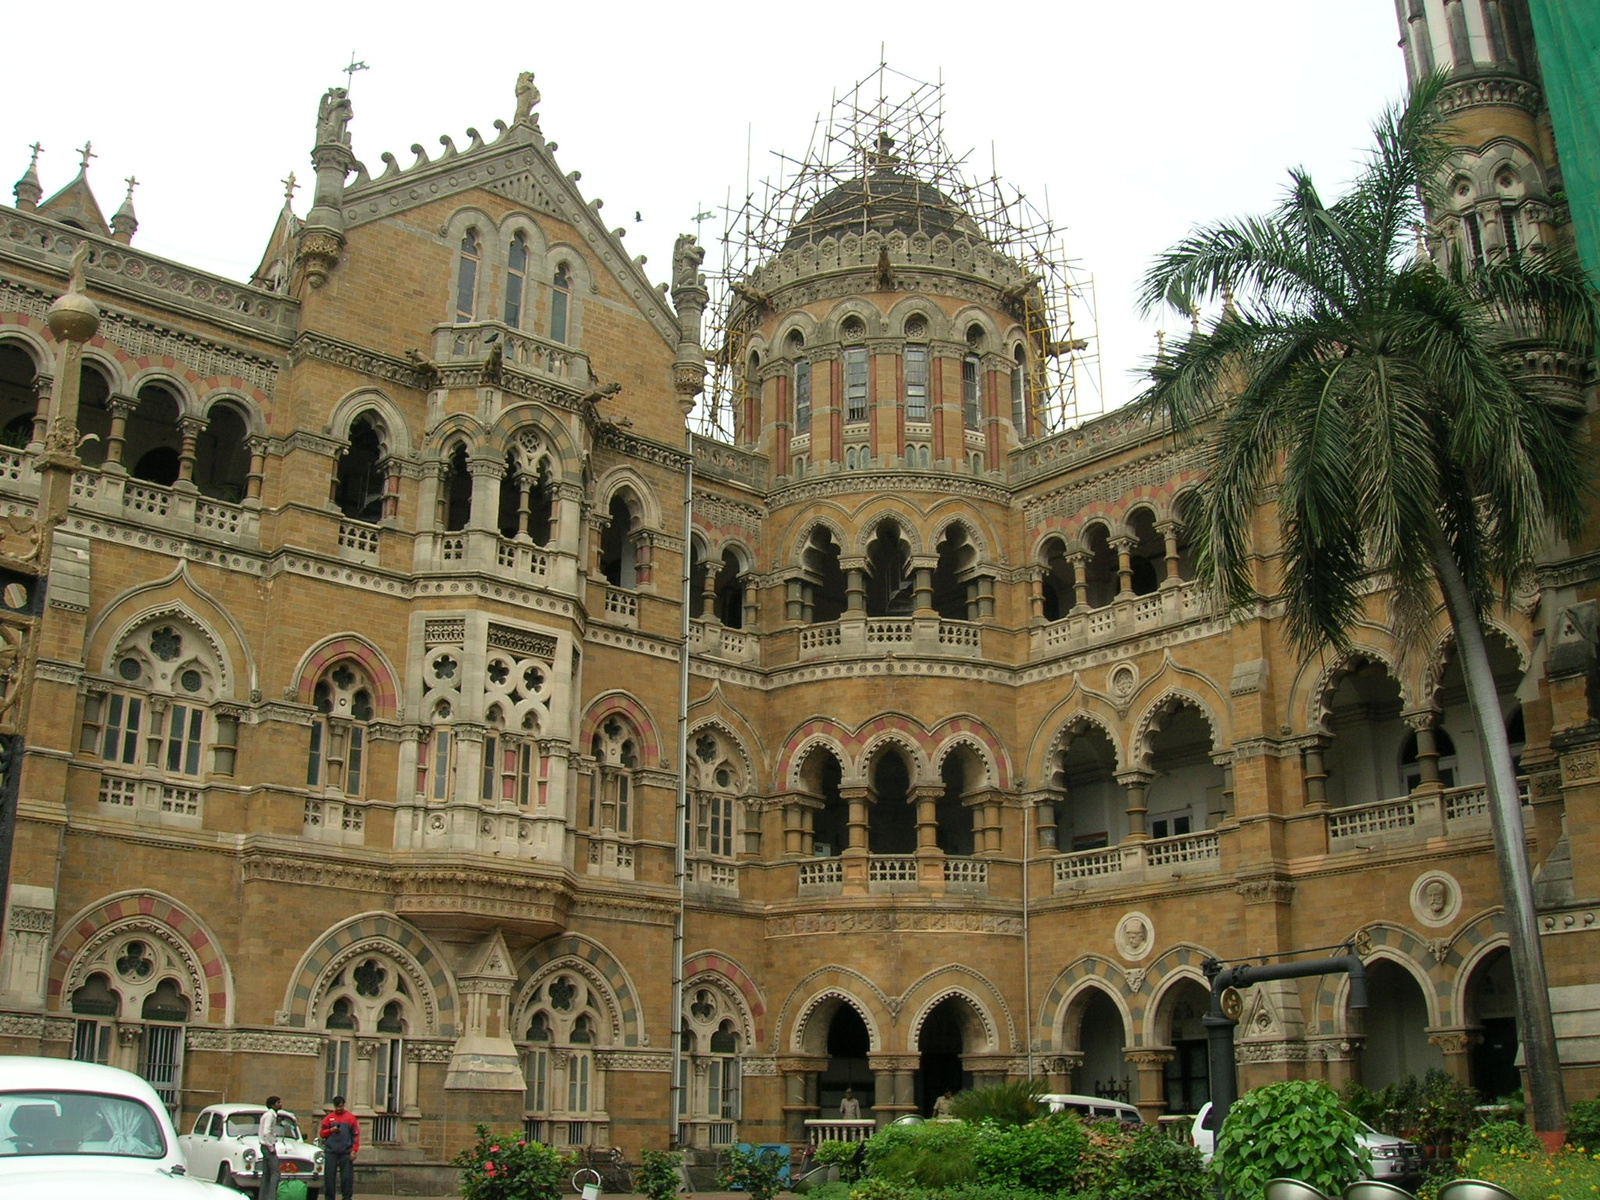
[282,171,298,203]
[123,175,138,201]
[692,205,714,232]
[27,142,42,168]
[77,141,96,171]
[343,52,369,91]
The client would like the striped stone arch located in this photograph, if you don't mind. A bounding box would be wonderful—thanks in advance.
[1301,645,1407,735]
[1130,687,1225,772]
[1141,944,1218,1047]
[858,726,927,785]
[519,935,643,1047]
[902,965,1015,1054]
[1310,922,1449,1035]
[776,717,855,787]
[1033,702,1125,786]
[930,716,1012,790]
[283,913,457,1036]
[290,634,401,717]
[1418,621,1530,712]
[49,891,231,1026]
[777,965,891,1056]
[687,716,759,794]
[683,950,767,1047]
[1038,955,1134,1053]
[852,505,926,557]
[578,692,664,766]
[1445,908,1509,1025]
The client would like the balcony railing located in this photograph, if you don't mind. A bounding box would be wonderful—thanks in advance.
[433,320,591,384]
[496,539,550,581]
[1326,778,1534,846]
[798,858,843,888]
[604,588,638,624]
[797,616,981,660]
[338,520,380,558]
[1052,829,1220,891]
[1033,581,1208,657]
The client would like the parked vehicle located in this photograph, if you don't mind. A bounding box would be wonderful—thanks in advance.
[1190,1101,1424,1185]
[178,1103,324,1197]
[0,1055,237,1199]
[1037,1093,1145,1124]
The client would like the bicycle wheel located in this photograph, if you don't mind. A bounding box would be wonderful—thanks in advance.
[572,1167,602,1195]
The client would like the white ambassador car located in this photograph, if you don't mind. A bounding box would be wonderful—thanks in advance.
[1190,1101,1424,1186]
[0,1055,236,1199]
[179,1103,324,1196]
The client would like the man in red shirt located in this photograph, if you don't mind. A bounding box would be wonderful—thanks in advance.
[318,1095,360,1200]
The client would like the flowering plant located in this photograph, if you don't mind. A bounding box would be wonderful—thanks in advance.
[453,1124,571,1200]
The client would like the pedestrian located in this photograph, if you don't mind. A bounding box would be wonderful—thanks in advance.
[839,1088,860,1119]
[258,1095,284,1200]
[932,1088,954,1118]
[318,1094,360,1200]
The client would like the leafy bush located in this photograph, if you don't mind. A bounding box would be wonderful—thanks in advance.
[815,1136,866,1181]
[1472,1119,1541,1157]
[453,1125,571,1200]
[1417,1136,1600,1200]
[862,1118,979,1188]
[634,1149,682,1200]
[1568,1098,1600,1152]
[719,1145,788,1200]
[970,1112,1090,1194]
[1094,1123,1209,1200]
[949,1078,1046,1127]
[1213,1080,1367,1200]
[845,1178,915,1200]
[930,1184,1058,1200]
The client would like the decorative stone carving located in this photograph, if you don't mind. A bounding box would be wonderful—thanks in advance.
[1123,968,1146,993]
[1235,878,1296,905]
[1115,911,1153,961]
[316,88,354,146]
[513,72,541,126]
[1410,870,1460,927]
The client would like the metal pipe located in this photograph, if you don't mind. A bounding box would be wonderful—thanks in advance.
[669,427,694,1147]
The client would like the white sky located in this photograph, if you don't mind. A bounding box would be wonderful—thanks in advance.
[7,0,1405,415]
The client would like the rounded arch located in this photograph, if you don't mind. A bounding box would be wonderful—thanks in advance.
[592,465,663,532]
[902,967,1015,1055]
[818,297,884,342]
[1310,923,1445,1035]
[327,388,415,460]
[772,311,820,351]
[0,326,51,375]
[682,949,767,1048]
[786,979,886,1057]
[290,634,402,718]
[1295,645,1407,735]
[859,728,926,789]
[518,933,643,1047]
[882,294,948,341]
[949,305,1003,352]
[578,691,665,768]
[1130,688,1226,772]
[929,718,1011,791]
[928,511,993,567]
[851,506,925,557]
[284,912,458,1036]
[1037,707,1126,786]
[88,599,237,700]
[1145,962,1215,1048]
[125,368,202,418]
[196,390,264,434]
[50,891,233,1025]
[686,715,759,795]
[786,513,852,567]
[782,729,852,793]
[486,404,583,478]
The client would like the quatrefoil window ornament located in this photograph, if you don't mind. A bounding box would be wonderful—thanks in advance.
[522,665,544,692]
[149,627,182,661]
[549,975,576,1011]
[354,958,387,998]
[332,664,356,689]
[116,940,154,979]
[696,735,717,763]
[488,660,509,685]
[690,990,715,1021]
[603,717,622,741]
[433,655,458,681]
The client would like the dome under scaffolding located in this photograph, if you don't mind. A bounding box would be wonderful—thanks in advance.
[695,61,1103,444]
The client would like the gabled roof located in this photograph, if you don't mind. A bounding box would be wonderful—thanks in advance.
[39,169,111,237]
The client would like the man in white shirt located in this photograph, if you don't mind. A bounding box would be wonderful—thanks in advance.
[258,1095,283,1200]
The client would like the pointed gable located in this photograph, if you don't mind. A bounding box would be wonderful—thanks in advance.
[39,171,111,237]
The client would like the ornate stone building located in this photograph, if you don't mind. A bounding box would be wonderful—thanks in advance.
[0,2,1594,1185]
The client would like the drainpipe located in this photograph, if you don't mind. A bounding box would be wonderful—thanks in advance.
[669,427,694,1147]
[1023,798,1033,1081]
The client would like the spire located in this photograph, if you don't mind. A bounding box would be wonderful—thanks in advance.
[38,141,111,237]
[111,175,138,244]
[13,142,42,210]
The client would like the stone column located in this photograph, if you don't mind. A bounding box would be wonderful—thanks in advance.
[1158,521,1182,587]
[466,455,502,532]
[1111,537,1135,599]
[1302,740,1330,810]
[841,786,870,852]
[844,561,867,614]
[1069,553,1090,613]
[1125,1049,1173,1124]
[1028,791,1058,851]
[700,564,720,621]
[514,473,533,540]
[911,785,942,851]
[867,1054,918,1123]
[1028,568,1045,625]
[103,394,135,472]
[778,1057,826,1143]
[786,578,806,623]
[783,794,817,857]
[28,375,53,450]
[1405,711,1444,792]
[912,565,934,616]
[1427,1028,1480,1085]
[1117,770,1154,840]
[974,575,994,619]
[175,415,205,491]
[244,435,267,504]
[1043,1053,1083,1095]
[1211,755,1234,826]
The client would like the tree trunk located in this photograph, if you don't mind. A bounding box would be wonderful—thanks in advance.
[1430,530,1566,1132]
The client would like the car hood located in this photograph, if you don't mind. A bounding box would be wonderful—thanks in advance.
[0,1164,236,1198]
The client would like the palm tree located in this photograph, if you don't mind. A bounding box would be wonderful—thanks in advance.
[1134,74,1600,1133]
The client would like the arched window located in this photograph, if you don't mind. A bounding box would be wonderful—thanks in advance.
[70,972,120,1064]
[308,662,376,798]
[865,519,913,617]
[455,229,481,322]
[127,383,183,486]
[550,262,572,343]
[789,332,811,435]
[1010,345,1028,433]
[0,342,39,450]
[519,972,607,1141]
[68,935,196,1115]
[316,955,418,1112]
[416,701,456,803]
[962,355,981,430]
[588,716,637,834]
[335,414,387,523]
[599,492,638,588]
[441,443,472,531]
[193,403,251,503]
[679,986,743,1130]
[76,364,112,467]
[482,706,539,807]
[688,730,743,860]
[505,231,529,326]
[844,346,869,423]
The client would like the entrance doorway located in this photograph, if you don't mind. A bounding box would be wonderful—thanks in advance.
[917,997,972,1114]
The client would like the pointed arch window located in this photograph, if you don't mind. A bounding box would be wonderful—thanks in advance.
[316,956,418,1113]
[307,663,375,797]
[505,231,529,326]
[455,229,481,322]
[1010,345,1028,432]
[335,414,387,523]
[550,262,572,343]
[588,717,637,834]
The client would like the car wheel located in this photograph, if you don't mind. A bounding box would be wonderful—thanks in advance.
[217,1163,237,1191]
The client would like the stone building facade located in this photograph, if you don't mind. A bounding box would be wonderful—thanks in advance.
[0,1,1595,1184]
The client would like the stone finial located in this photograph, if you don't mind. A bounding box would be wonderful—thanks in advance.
[47,242,100,344]
[13,142,42,210]
[315,87,353,147]
[111,175,138,245]
[513,72,541,127]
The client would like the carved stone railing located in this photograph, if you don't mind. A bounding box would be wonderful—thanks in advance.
[799,616,982,661]
[1326,778,1534,848]
[689,619,758,664]
[338,520,380,559]
[804,1119,877,1144]
[496,538,550,582]
[1052,829,1223,893]
[1144,830,1220,868]
[944,857,989,888]
[798,858,844,889]
[1032,581,1210,658]
[0,463,263,543]
[432,319,590,385]
[603,588,639,625]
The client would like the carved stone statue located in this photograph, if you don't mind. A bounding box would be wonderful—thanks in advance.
[514,72,541,126]
[67,241,90,294]
[316,87,354,146]
[672,234,705,291]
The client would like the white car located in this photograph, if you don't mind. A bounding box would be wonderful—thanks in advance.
[1190,1101,1424,1185]
[1037,1093,1145,1124]
[178,1103,324,1197]
[0,1054,236,1200]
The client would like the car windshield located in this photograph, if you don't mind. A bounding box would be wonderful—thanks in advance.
[0,1089,166,1159]
[224,1112,300,1140]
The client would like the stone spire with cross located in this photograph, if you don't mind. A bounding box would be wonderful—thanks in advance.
[12,142,43,210]
[111,175,138,244]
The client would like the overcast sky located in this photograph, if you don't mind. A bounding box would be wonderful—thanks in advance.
[7,0,1406,417]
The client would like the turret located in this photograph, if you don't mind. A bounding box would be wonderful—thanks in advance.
[13,143,42,210]
[110,176,138,244]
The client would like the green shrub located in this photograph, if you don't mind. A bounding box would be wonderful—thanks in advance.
[862,1118,979,1188]
[1213,1080,1367,1200]
[932,1184,1058,1200]
[845,1178,915,1200]
[453,1124,571,1200]
[803,1183,855,1200]
[814,1137,866,1182]
[949,1078,1046,1127]
[1471,1119,1541,1157]
[970,1112,1090,1194]
[719,1145,787,1200]
[1568,1098,1600,1152]
[633,1149,682,1200]
[1099,1124,1209,1200]
[1417,1136,1600,1200]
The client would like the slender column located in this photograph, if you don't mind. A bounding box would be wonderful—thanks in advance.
[1068,552,1090,612]
[911,785,941,851]
[779,1061,824,1143]
[841,786,870,852]
[912,566,933,615]
[244,435,266,504]
[28,375,53,450]
[1158,521,1182,587]
[1212,757,1235,826]
[466,455,502,532]
[1111,537,1135,599]
[1117,771,1153,840]
[975,575,994,619]
[174,415,204,490]
[1405,711,1443,791]
[785,578,806,623]
[1028,568,1045,624]
[1427,1029,1479,1085]
[1125,1050,1173,1124]
[700,564,719,620]
[103,394,135,473]
[844,562,867,614]
[515,475,533,540]
[1303,740,1330,810]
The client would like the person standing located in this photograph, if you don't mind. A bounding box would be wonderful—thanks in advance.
[839,1088,860,1119]
[318,1094,360,1200]
[932,1089,955,1118]
[258,1096,284,1200]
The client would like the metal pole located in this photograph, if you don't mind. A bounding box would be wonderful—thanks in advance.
[669,427,694,1147]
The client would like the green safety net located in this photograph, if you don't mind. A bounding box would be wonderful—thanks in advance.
[1528,0,1600,283]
